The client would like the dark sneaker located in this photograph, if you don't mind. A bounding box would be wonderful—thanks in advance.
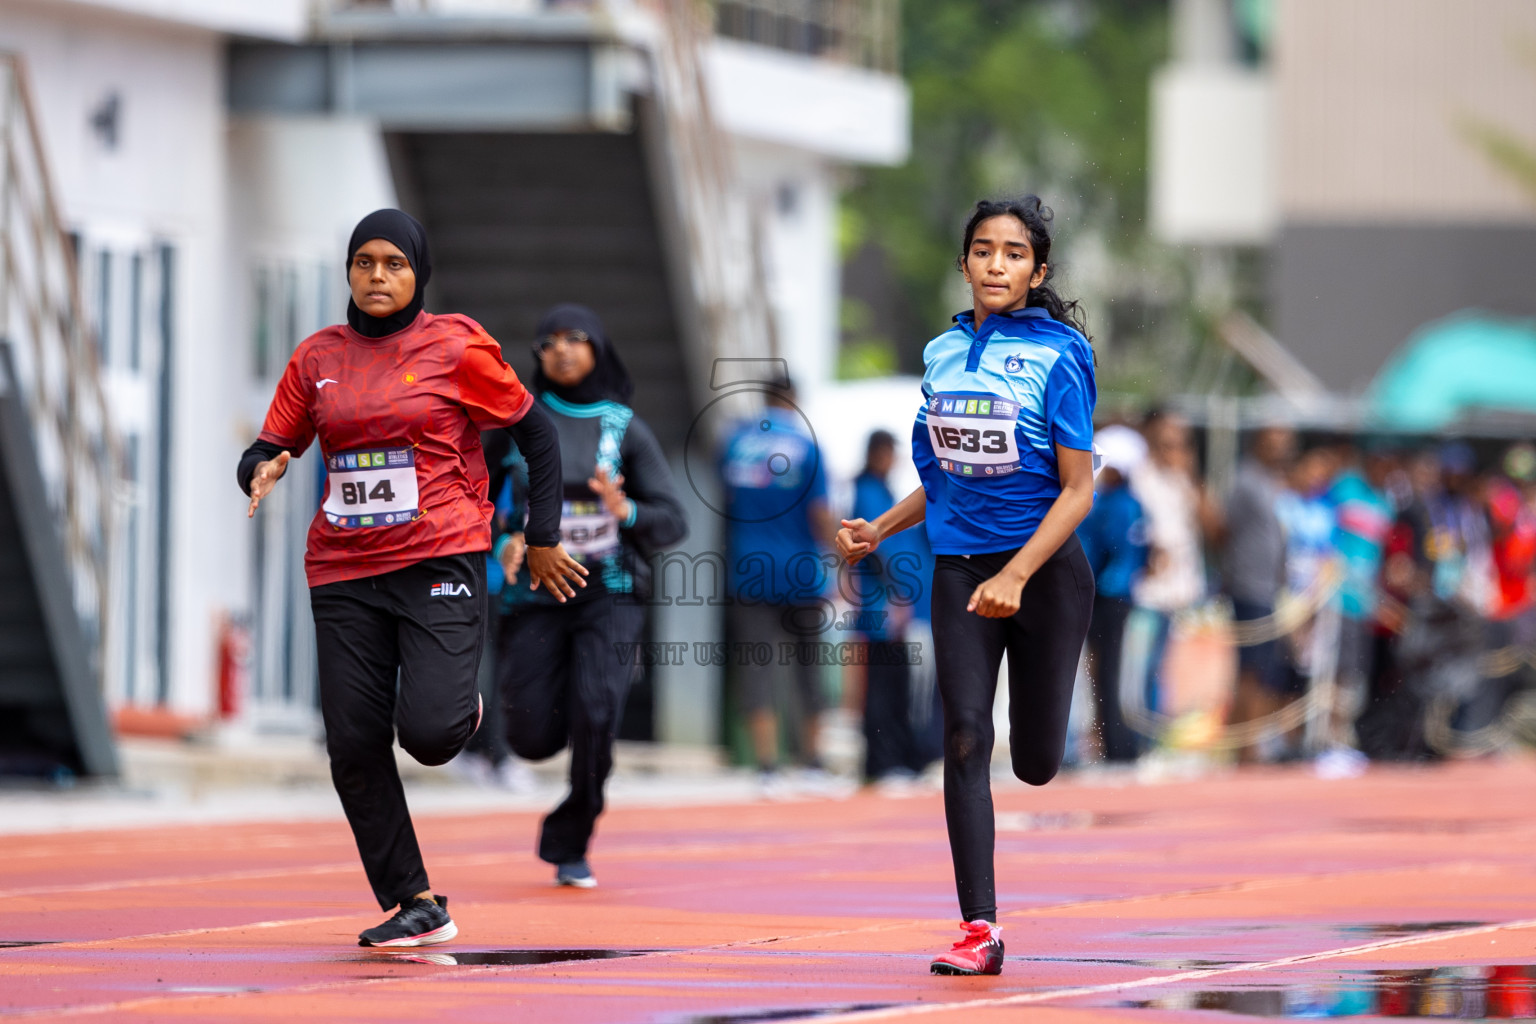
[358,895,457,947]
[555,860,597,888]
[930,919,1004,975]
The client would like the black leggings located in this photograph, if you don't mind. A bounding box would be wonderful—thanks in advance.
[498,594,645,865]
[1087,595,1140,762]
[932,535,1094,923]
[311,553,487,910]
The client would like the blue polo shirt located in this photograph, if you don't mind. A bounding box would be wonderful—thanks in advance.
[722,406,830,604]
[1077,481,1147,600]
[845,471,934,637]
[913,306,1096,556]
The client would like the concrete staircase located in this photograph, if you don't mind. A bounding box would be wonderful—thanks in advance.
[392,129,695,451]
[0,55,120,778]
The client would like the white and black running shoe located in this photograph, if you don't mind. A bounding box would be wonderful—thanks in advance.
[358,895,458,947]
[555,860,597,888]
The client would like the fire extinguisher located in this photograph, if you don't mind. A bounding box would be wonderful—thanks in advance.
[217,615,251,719]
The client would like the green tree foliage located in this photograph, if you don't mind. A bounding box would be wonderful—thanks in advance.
[1457,40,1536,206]
[843,0,1169,365]
[1460,115,1536,203]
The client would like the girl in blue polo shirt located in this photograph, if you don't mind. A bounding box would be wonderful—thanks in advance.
[837,196,1096,976]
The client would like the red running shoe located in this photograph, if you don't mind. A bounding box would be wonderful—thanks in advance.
[930,919,1004,975]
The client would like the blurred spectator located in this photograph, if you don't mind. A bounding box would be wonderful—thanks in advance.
[1277,447,1340,664]
[722,378,838,784]
[1078,424,1149,762]
[449,442,537,792]
[1365,449,1440,757]
[1480,444,1536,710]
[1223,425,1296,763]
[1326,442,1396,751]
[846,430,936,784]
[1277,447,1339,598]
[1366,445,1490,756]
[1275,445,1341,758]
[1488,444,1536,636]
[1130,410,1212,716]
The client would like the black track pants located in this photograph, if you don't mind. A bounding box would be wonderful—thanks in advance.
[932,535,1094,923]
[863,643,924,781]
[497,594,645,865]
[311,553,487,910]
[1087,595,1139,762]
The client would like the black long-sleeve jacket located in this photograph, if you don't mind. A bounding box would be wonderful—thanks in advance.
[485,393,687,607]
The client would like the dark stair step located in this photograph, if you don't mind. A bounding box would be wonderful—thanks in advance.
[393,127,694,450]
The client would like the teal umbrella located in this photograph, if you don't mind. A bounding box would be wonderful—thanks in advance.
[1366,311,1536,431]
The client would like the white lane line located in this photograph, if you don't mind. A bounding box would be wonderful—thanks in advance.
[807,918,1536,1022]
[1,858,1496,958]
[0,863,362,901]
[0,852,521,901]
[0,921,912,1019]
[2,859,1524,1017]
[0,860,1386,952]
[9,914,1535,1020]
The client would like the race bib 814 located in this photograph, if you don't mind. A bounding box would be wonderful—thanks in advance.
[323,446,420,528]
[925,392,1021,478]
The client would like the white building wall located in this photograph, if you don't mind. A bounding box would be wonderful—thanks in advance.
[706,38,910,166]
[226,116,396,731]
[728,138,838,400]
[1276,0,1536,223]
[3,0,908,732]
[0,3,221,232]
[1,0,234,716]
[227,118,398,262]
[1149,65,1276,245]
[43,0,307,39]
[705,37,908,399]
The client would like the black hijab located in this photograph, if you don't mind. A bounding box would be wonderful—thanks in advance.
[531,303,634,405]
[345,209,432,338]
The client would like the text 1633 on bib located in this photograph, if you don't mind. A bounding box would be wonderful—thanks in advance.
[925,393,1021,477]
[323,446,420,528]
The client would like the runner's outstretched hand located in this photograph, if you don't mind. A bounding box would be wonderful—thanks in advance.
[836,518,881,566]
[498,531,526,578]
[247,451,291,518]
[587,465,633,523]
[526,542,588,602]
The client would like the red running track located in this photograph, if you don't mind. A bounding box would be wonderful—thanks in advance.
[4,758,1536,1022]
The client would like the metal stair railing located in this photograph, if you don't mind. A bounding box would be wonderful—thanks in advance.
[0,53,124,690]
[311,0,782,407]
[622,0,779,409]
[713,0,899,72]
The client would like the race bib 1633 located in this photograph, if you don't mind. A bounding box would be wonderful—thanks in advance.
[925,392,1021,478]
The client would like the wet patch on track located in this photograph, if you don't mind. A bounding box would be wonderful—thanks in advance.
[995,810,1149,832]
[1340,920,1491,937]
[681,1004,902,1023]
[358,948,663,967]
[1106,965,1536,1018]
[1022,955,1250,970]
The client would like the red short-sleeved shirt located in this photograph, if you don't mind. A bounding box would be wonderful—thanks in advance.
[258,311,533,587]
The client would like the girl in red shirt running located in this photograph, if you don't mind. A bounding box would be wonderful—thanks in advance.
[239,209,584,947]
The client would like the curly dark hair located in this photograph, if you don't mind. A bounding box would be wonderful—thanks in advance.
[955,195,1090,340]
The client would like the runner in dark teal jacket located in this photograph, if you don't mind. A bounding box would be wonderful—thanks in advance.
[485,304,687,888]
